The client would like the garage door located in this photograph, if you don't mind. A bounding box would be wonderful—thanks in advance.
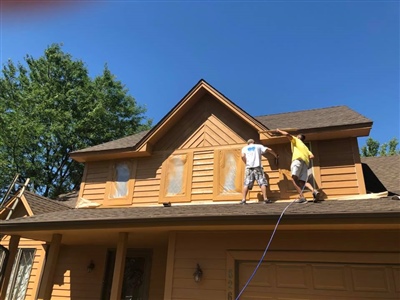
[235,256,400,299]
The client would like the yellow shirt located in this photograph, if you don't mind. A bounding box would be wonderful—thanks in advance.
[291,137,312,165]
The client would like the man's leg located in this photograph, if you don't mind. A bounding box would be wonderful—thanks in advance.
[290,160,304,198]
[291,175,305,198]
[260,185,272,203]
[293,177,307,203]
[304,182,320,201]
[241,169,254,204]
[305,182,314,193]
[242,185,249,201]
[255,167,271,203]
[260,185,267,199]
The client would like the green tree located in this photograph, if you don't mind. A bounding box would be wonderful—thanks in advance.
[0,44,151,198]
[360,137,399,157]
[387,138,400,155]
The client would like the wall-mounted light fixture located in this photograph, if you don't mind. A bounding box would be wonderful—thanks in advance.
[87,260,95,273]
[193,263,203,283]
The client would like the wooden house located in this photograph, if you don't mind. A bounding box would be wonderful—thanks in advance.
[0,79,399,300]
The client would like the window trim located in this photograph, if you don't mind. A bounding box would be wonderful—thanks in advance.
[104,159,136,206]
[213,148,244,201]
[159,152,193,203]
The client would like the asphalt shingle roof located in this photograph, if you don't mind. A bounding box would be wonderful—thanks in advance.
[72,130,150,154]
[54,191,79,208]
[24,191,72,215]
[72,106,371,154]
[361,155,400,195]
[255,105,372,131]
[1,198,399,229]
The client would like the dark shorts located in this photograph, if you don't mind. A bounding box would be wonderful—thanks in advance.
[244,167,268,190]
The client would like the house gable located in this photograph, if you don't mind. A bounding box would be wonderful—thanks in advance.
[0,196,31,220]
[153,93,255,151]
[139,80,267,152]
[70,80,267,163]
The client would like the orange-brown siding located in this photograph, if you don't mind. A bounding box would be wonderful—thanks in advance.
[78,106,367,206]
[49,242,167,300]
[167,230,399,299]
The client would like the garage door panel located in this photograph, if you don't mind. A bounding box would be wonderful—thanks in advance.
[276,263,308,289]
[312,264,347,291]
[351,265,390,292]
[393,267,400,292]
[237,261,399,299]
[238,262,274,288]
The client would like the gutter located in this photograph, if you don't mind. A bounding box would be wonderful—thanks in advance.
[0,211,399,232]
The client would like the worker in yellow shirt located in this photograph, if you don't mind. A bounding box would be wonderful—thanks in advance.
[276,129,320,203]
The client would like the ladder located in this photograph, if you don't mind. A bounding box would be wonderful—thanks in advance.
[0,174,30,220]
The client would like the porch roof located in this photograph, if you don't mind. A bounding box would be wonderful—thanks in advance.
[1,197,399,231]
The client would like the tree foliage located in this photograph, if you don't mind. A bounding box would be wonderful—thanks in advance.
[360,137,400,157]
[0,44,151,198]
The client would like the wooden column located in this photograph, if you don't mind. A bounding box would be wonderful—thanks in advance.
[163,232,176,300]
[110,232,128,299]
[37,234,62,300]
[0,235,20,300]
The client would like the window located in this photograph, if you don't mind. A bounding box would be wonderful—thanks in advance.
[160,152,193,203]
[104,160,136,206]
[0,246,8,287]
[110,162,131,198]
[5,248,35,300]
[213,149,243,201]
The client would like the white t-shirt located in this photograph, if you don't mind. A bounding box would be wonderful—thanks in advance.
[241,144,268,168]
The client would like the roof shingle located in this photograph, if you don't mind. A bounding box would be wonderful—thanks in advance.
[24,191,72,215]
[71,130,150,154]
[255,105,372,130]
[1,198,399,228]
[361,155,400,195]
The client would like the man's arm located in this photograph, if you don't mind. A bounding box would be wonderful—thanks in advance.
[309,152,314,159]
[265,148,278,158]
[241,153,246,164]
[276,128,293,140]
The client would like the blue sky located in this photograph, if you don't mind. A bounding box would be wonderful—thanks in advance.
[1,0,399,149]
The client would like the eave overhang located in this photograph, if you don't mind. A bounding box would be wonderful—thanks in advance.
[259,123,373,144]
[70,144,153,163]
[1,211,399,244]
